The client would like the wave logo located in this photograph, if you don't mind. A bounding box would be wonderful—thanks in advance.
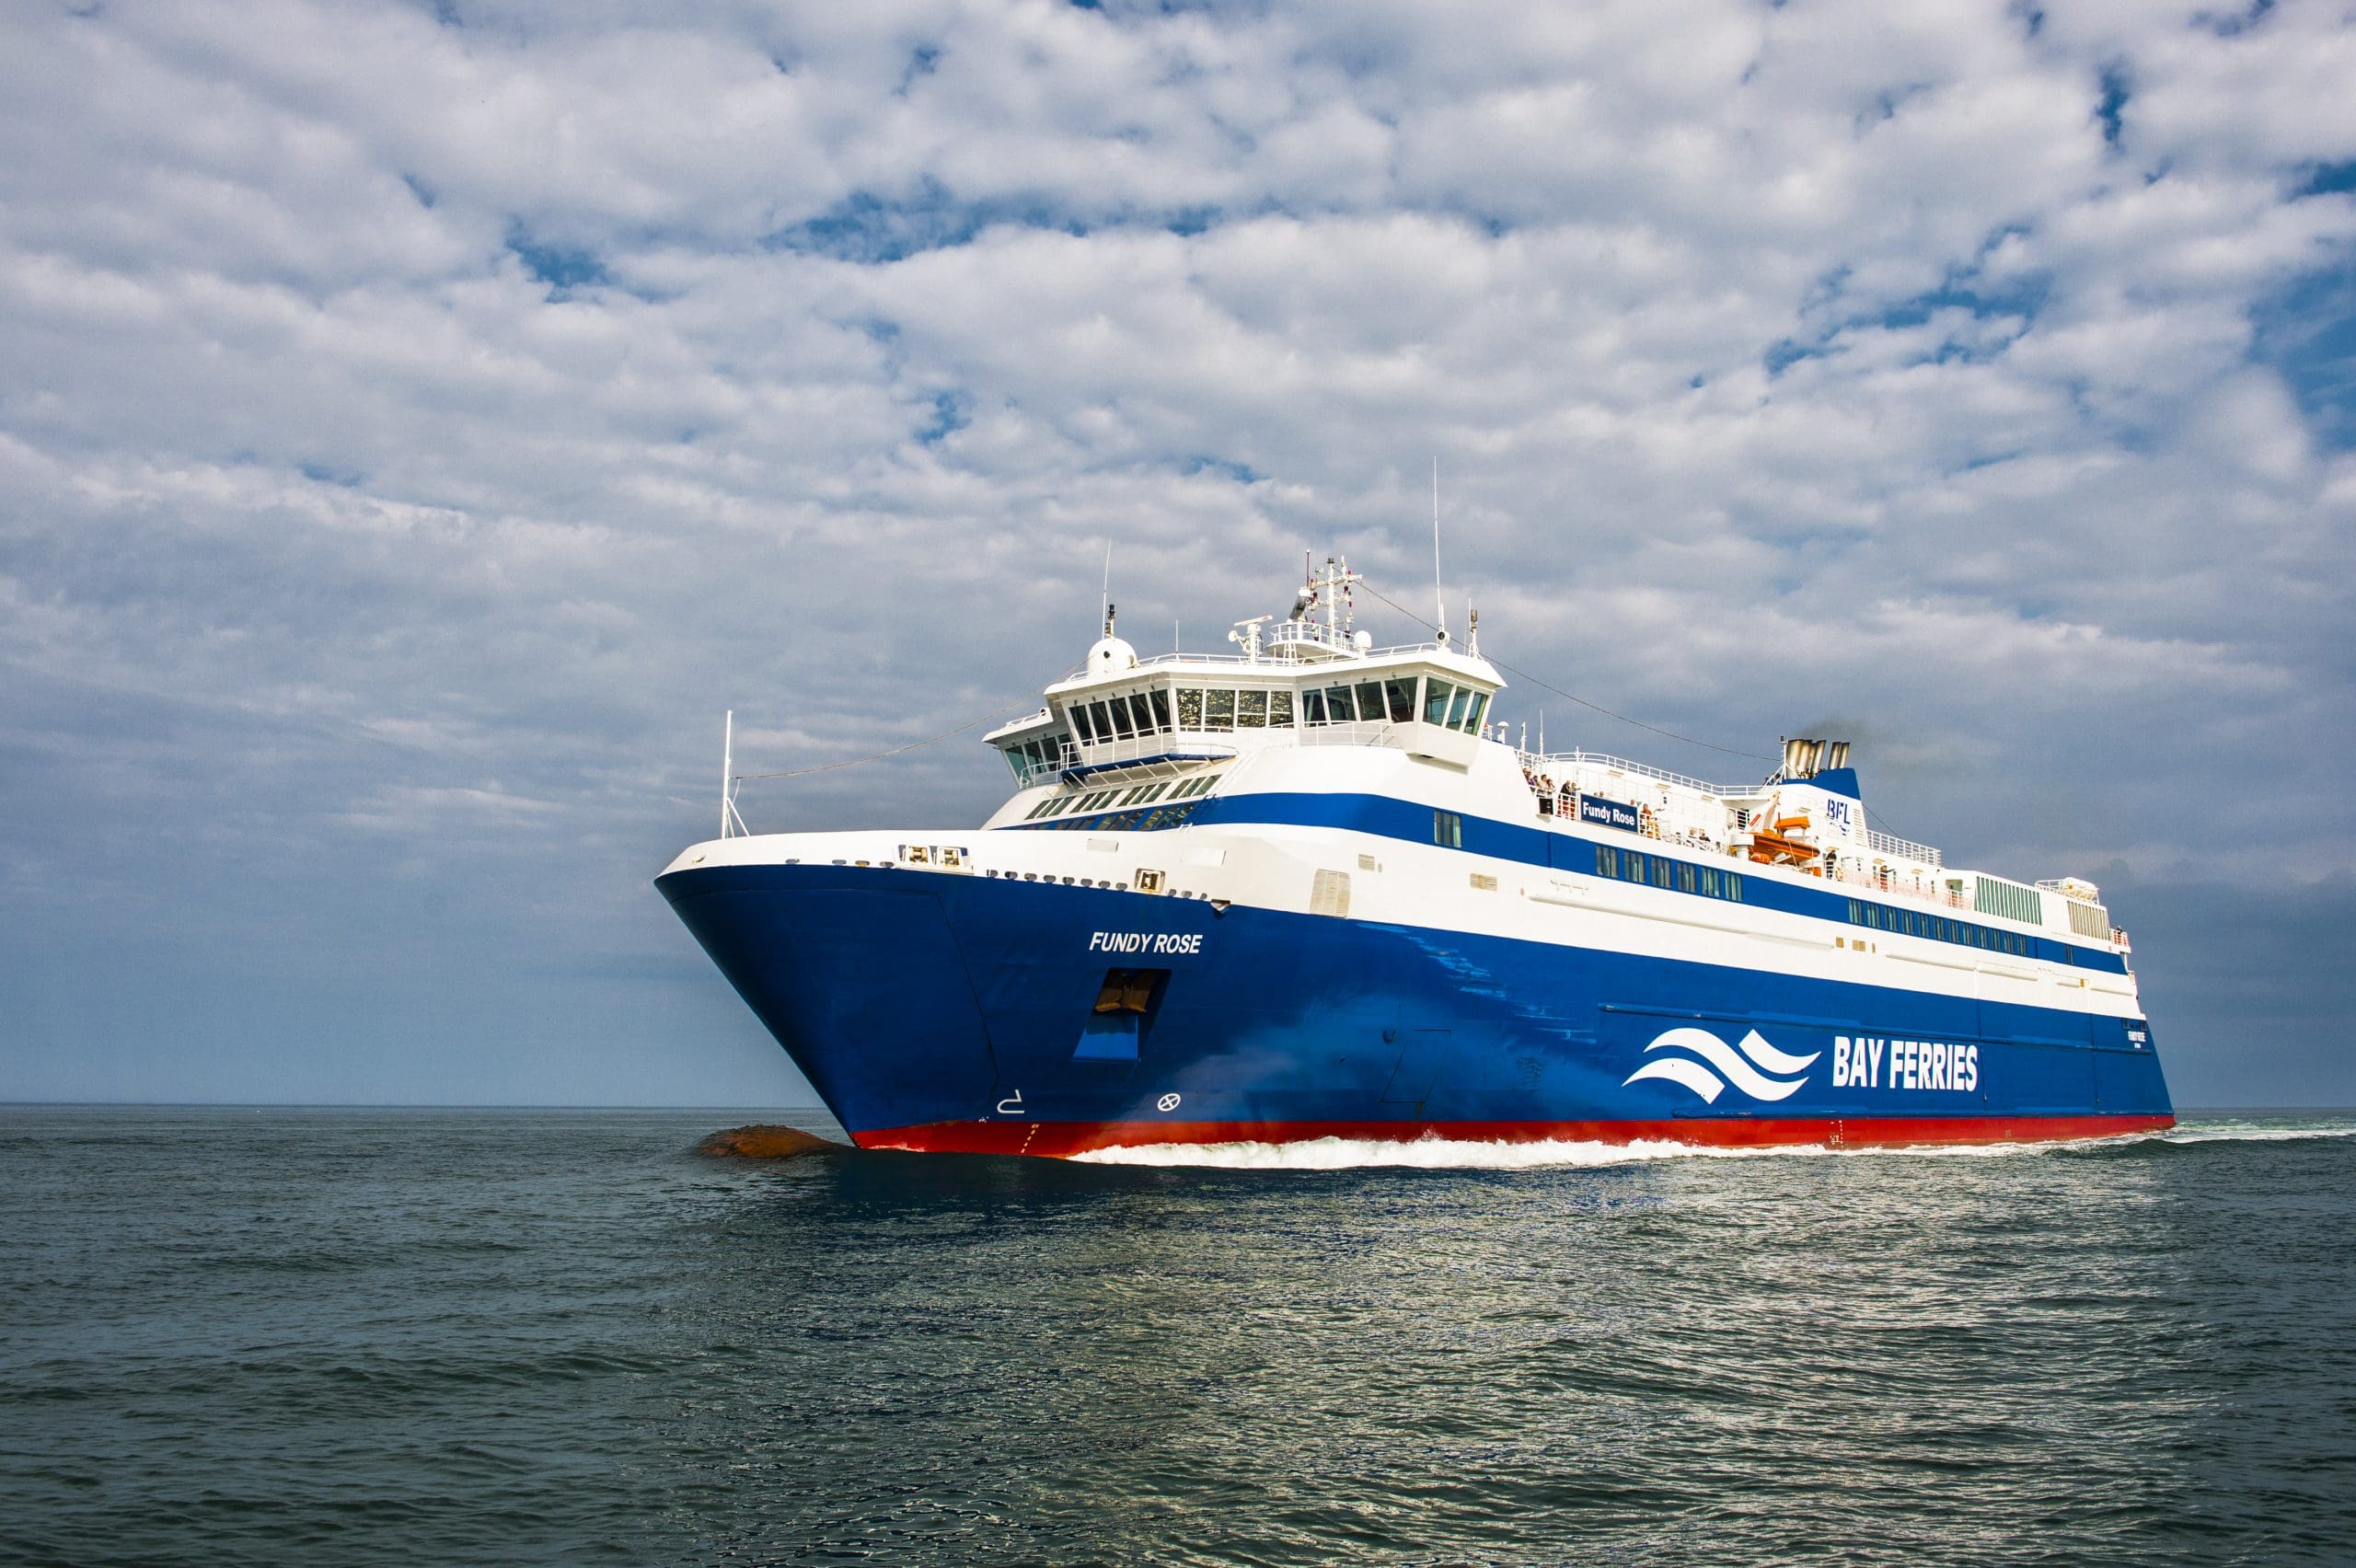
[1622,1027,1819,1104]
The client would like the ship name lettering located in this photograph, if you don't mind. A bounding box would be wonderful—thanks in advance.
[1832,1035,1979,1093]
[1087,930,1203,955]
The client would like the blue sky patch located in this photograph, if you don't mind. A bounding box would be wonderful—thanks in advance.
[917,390,971,444]
[506,223,608,291]
[2096,63,2130,148]
[2253,262,2356,449]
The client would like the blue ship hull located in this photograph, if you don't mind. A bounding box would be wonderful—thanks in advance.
[657,862,2174,1157]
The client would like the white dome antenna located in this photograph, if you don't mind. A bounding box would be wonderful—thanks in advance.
[1087,628,1138,675]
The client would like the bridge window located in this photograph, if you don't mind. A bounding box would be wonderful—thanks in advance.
[1460,691,1488,732]
[1149,688,1172,731]
[1105,698,1134,740]
[1384,678,1418,721]
[1206,688,1234,730]
[1069,705,1095,743]
[1177,688,1203,728]
[1001,737,1066,786]
[1355,680,1387,721]
[1237,689,1267,728]
[1324,686,1357,722]
[1269,689,1295,726]
[1424,679,1455,725]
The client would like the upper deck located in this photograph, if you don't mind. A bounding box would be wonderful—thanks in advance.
[978,559,2128,952]
[987,558,1506,781]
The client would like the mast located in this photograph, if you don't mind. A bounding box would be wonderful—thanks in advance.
[1432,456,1448,646]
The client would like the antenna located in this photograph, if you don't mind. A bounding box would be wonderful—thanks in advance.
[1101,541,1114,637]
[1432,456,1448,645]
[718,712,748,839]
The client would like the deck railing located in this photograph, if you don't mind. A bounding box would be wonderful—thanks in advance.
[1517,748,1754,798]
[1863,827,1942,867]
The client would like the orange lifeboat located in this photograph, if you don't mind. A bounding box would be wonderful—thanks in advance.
[1747,812,1821,867]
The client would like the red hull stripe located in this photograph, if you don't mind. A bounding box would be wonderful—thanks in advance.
[853,1113,2177,1159]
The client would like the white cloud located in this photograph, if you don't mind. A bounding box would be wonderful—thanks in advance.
[1,0,2351,1101]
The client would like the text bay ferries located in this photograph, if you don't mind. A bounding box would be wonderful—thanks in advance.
[658,561,2172,1158]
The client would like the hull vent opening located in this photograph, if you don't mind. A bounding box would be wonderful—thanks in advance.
[1311,869,1352,917]
[1075,967,1167,1062]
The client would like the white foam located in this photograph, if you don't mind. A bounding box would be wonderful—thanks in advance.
[2152,1122,2356,1145]
[1068,1134,2054,1170]
[1075,1135,1772,1170]
[1070,1120,2356,1170]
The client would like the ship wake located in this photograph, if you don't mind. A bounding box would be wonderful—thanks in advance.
[1078,1135,1852,1170]
[1072,1119,2356,1170]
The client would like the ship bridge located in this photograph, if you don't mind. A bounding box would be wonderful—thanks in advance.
[986,557,1502,787]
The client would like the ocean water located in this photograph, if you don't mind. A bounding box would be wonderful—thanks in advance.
[3,1109,2352,1565]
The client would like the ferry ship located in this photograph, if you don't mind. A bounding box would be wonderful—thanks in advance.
[657,559,2172,1157]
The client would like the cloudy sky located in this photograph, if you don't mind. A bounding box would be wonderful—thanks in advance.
[4,0,2350,1108]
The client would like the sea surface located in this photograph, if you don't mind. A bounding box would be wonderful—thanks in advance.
[3,1108,2352,1566]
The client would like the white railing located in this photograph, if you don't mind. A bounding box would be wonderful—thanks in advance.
[1864,826,1942,867]
[1519,748,1752,799]
[1516,746,1948,868]
[1057,638,1449,682]
[1299,720,1410,749]
[1825,859,1971,907]
[1265,619,1356,654]
[1066,733,1241,772]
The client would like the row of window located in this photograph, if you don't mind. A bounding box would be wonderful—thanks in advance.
[1063,674,1495,745]
[1177,686,1297,730]
[1029,801,1204,834]
[1847,898,2038,956]
[1024,780,1166,820]
[1972,878,2044,927]
[992,793,2069,959]
[1068,688,1175,745]
[999,734,1076,787]
[1420,679,1490,734]
[1022,771,1225,821]
[1302,678,1415,726]
[1599,844,1746,903]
